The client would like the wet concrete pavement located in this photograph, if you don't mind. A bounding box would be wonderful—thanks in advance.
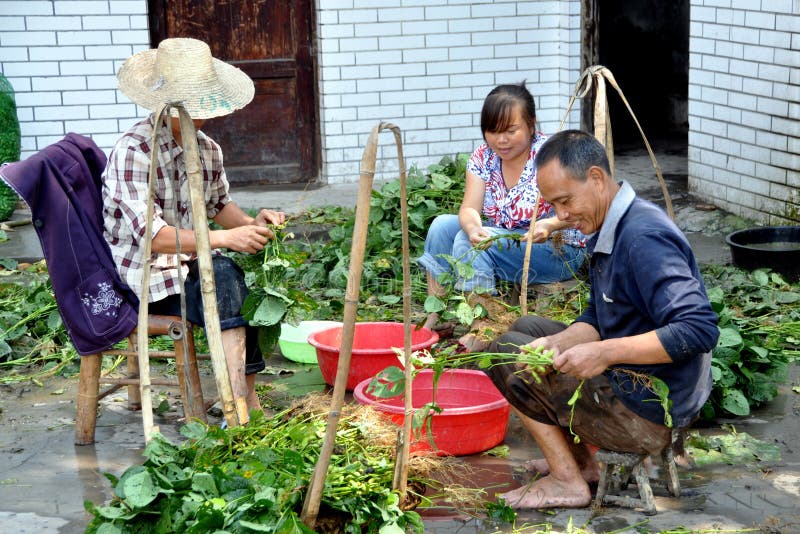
[1,146,799,533]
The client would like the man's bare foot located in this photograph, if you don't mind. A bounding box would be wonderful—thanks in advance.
[500,475,592,510]
[523,458,600,483]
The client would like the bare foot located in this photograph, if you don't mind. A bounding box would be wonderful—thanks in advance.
[500,475,592,510]
[523,458,600,483]
[458,333,490,353]
[423,312,439,331]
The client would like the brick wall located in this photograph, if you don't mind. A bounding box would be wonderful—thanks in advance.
[688,0,800,224]
[0,0,150,159]
[316,0,582,183]
[0,0,583,183]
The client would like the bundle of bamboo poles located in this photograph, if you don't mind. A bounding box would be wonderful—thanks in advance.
[137,104,244,443]
[301,122,415,528]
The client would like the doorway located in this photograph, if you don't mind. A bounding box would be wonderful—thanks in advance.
[582,0,690,148]
[147,0,320,186]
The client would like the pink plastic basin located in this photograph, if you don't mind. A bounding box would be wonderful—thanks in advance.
[308,321,439,390]
[353,369,510,456]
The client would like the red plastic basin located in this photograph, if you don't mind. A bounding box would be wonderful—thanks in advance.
[353,369,510,456]
[308,321,439,390]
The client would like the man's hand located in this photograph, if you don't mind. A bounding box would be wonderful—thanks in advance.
[553,341,609,380]
[254,208,286,227]
[221,225,272,254]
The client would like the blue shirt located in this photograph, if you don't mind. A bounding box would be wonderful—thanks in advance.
[575,181,719,428]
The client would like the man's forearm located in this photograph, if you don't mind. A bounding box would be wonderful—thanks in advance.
[552,321,601,350]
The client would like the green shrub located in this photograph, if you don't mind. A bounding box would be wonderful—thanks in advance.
[0,73,21,221]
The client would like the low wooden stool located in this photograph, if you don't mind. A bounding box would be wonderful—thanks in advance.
[75,315,208,445]
[593,431,682,515]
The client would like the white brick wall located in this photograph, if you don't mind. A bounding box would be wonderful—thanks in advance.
[688,0,800,224]
[1,0,583,183]
[316,0,582,183]
[0,0,149,158]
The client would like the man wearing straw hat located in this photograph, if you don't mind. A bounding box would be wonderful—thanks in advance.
[102,38,285,415]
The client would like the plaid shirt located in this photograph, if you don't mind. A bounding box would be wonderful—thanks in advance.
[102,114,229,302]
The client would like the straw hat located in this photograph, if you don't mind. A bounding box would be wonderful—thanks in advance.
[117,37,254,119]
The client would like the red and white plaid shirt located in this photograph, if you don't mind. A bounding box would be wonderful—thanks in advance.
[102,114,229,302]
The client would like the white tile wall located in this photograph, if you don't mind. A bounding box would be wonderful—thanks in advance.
[0,0,149,158]
[2,0,581,183]
[316,0,581,183]
[689,0,800,224]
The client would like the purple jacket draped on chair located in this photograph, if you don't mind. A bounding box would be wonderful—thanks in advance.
[0,133,139,355]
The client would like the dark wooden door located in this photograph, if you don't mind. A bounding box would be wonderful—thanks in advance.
[148,0,319,186]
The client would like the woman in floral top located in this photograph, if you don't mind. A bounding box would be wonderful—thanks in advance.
[418,82,587,344]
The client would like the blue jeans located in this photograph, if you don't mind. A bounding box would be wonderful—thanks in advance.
[417,214,586,293]
[149,255,265,375]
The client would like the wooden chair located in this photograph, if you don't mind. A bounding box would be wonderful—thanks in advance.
[75,314,207,445]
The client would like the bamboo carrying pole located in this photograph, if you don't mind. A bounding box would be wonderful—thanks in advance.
[558,65,674,220]
[136,105,243,443]
[517,65,675,314]
[301,122,413,528]
[176,107,246,428]
[517,190,541,316]
[137,104,169,441]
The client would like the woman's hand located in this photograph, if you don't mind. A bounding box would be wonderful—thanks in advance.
[254,208,286,227]
[525,217,560,243]
[467,226,491,246]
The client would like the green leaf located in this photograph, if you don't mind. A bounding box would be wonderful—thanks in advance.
[716,327,743,348]
[96,524,124,534]
[455,302,474,325]
[122,469,161,508]
[423,295,445,313]
[46,310,62,330]
[429,172,453,190]
[368,366,406,398]
[378,522,406,534]
[250,295,288,327]
[191,472,218,497]
[257,323,281,357]
[720,388,750,416]
[752,269,770,287]
[706,286,724,310]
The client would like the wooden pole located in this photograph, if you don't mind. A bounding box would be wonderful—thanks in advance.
[301,122,388,528]
[518,190,541,316]
[136,104,169,442]
[384,123,414,501]
[176,106,244,428]
[558,65,674,220]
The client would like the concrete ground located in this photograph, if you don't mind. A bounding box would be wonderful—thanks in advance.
[0,146,798,533]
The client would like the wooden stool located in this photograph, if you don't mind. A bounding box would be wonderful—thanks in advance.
[75,315,207,445]
[593,431,682,515]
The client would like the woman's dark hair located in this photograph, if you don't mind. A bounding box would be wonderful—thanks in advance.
[534,130,612,181]
[480,81,536,138]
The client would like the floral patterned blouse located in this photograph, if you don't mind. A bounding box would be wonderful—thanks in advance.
[466,132,586,248]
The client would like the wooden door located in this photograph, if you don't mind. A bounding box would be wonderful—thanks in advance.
[148,0,319,186]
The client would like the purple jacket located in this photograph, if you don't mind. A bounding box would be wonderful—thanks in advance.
[0,133,139,355]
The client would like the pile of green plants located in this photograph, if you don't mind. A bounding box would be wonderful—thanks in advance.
[85,400,431,533]
[701,265,800,418]
[233,154,468,332]
[0,73,21,221]
[0,259,77,382]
